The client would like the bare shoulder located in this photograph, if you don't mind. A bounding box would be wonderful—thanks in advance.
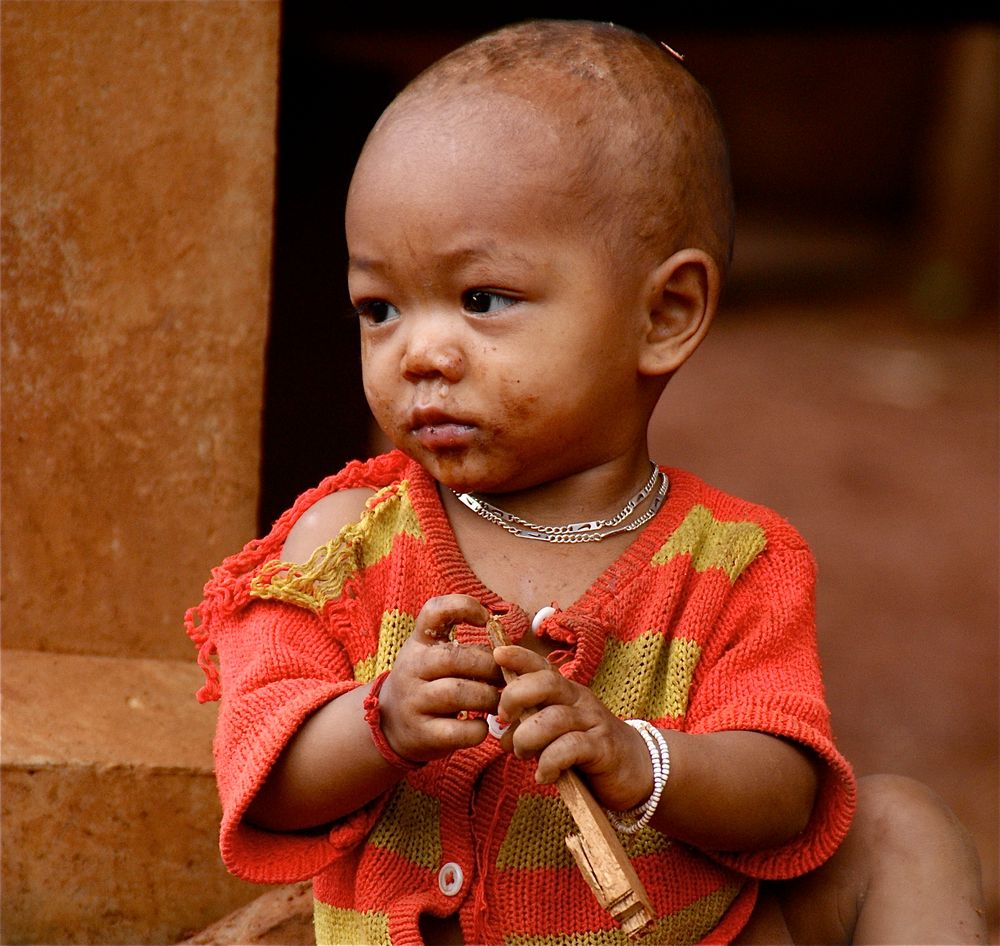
[280,487,375,563]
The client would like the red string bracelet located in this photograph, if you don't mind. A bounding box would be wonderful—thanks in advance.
[363,670,424,770]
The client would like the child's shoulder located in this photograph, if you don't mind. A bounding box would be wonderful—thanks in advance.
[203,451,415,585]
[663,466,812,557]
[186,451,420,701]
[277,450,419,560]
[280,488,374,563]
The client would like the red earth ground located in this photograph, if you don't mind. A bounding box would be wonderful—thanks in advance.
[650,285,998,938]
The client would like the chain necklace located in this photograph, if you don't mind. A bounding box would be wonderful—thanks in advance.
[450,464,669,543]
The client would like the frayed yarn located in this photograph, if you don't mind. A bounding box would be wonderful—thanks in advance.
[184,451,413,702]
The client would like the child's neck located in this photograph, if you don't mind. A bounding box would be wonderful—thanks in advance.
[459,454,657,531]
[440,456,659,618]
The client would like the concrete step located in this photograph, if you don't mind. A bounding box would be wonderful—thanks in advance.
[1,649,266,945]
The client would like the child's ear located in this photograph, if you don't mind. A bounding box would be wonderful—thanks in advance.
[638,248,720,377]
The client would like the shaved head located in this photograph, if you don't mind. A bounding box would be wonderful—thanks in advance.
[365,19,735,278]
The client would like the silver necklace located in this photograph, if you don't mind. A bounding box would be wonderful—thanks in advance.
[450,464,669,543]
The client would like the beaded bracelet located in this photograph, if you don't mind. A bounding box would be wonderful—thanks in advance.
[362,671,424,770]
[606,719,670,834]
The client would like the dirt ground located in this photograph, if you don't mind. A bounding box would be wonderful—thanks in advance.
[649,281,998,936]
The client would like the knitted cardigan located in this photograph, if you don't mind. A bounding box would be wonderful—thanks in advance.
[186,451,856,946]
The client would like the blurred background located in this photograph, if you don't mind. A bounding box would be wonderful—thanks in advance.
[3,3,996,943]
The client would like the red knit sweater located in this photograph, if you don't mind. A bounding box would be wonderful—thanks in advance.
[187,451,855,945]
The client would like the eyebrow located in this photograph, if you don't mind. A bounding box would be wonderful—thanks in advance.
[349,242,534,273]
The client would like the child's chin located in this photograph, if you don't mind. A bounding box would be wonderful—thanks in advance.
[421,457,498,495]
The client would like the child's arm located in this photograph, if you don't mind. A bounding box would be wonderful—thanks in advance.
[246,595,501,832]
[495,645,819,853]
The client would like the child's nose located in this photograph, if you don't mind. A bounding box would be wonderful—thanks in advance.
[400,316,465,382]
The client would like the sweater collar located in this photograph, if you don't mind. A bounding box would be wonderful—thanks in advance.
[394,453,702,686]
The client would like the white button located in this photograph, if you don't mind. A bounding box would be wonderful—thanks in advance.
[531,606,557,632]
[438,861,464,896]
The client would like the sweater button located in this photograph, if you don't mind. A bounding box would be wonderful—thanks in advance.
[438,861,464,896]
[531,606,557,632]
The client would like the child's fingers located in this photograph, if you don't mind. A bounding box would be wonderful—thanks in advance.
[533,729,595,784]
[408,595,501,686]
[414,634,501,685]
[495,654,572,724]
[415,675,501,718]
[503,700,573,754]
[383,709,494,763]
[413,594,490,644]
[378,670,499,761]
[493,643,549,676]
[420,715,491,752]
[530,718,656,811]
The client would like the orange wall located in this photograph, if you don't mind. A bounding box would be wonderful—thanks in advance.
[2,0,280,659]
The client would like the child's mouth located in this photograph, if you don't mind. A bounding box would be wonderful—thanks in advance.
[412,422,476,451]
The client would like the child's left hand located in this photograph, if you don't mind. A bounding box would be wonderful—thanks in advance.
[493,644,652,814]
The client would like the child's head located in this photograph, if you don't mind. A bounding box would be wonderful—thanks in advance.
[346,19,734,493]
[362,19,733,279]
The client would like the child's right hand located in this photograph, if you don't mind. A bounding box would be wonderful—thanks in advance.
[376,594,502,764]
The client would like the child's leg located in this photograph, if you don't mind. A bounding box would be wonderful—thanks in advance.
[775,773,988,944]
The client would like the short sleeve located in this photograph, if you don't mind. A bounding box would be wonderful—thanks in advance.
[183,452,417,884]
[208,599,389,884]
[683,545,856,879]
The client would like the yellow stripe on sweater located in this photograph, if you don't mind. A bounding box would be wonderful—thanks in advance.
[249,481,423,612]
[354,609,416,683]
[369,782,442,870]
[504,883,743,946]
[312,902,389,945]
[592,633,702,722]
[652,505,766,582]
[496,795,576,869]
[497,795,670,870]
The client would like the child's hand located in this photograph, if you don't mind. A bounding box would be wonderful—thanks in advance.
[495,645,652,813]
[377,594,502,764]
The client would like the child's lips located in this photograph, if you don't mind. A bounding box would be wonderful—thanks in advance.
[410,411,477,450]
[413,423,476,450]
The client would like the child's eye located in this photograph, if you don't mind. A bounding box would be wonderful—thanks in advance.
[462,290,515,315]
[354,300,399,325]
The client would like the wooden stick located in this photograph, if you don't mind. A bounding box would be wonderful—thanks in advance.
[486,616,655,938]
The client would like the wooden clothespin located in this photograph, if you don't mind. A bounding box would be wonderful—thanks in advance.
[486,616,655,939]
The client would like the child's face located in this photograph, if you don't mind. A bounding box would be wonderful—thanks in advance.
[346,92,655,494]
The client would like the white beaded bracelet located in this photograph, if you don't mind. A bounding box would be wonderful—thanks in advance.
[606,719,671,834]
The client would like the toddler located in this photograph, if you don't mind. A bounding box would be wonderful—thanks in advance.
[187,19,986,944]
